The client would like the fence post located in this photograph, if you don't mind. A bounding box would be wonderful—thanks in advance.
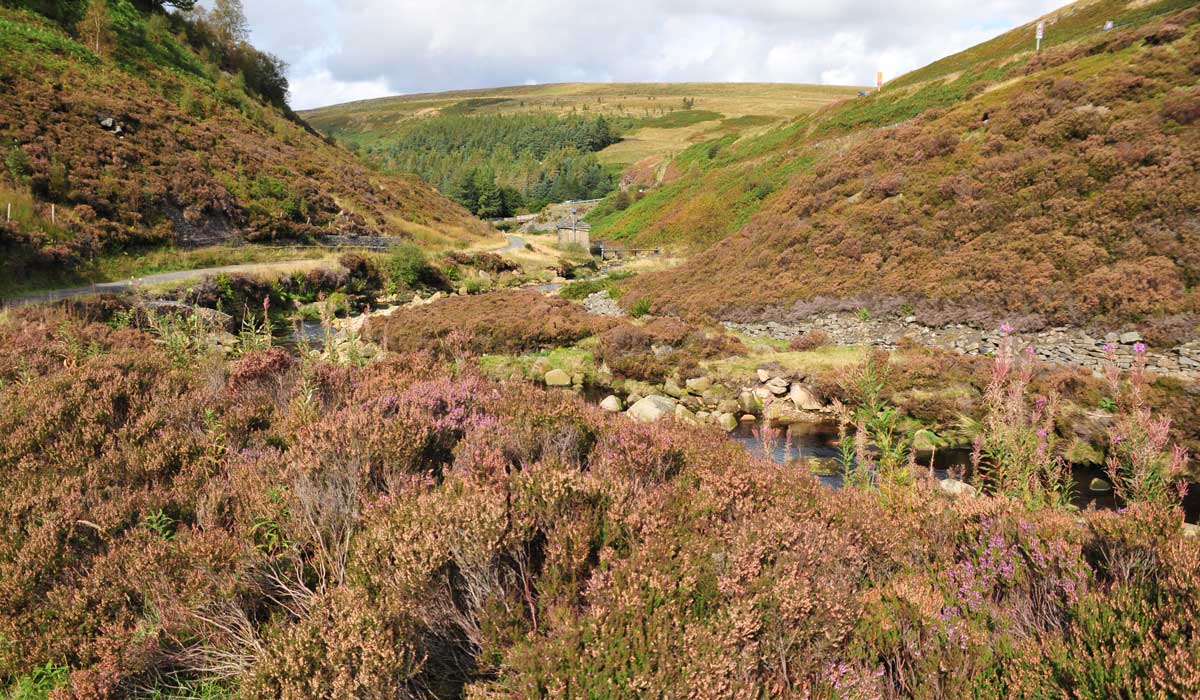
[51,204,55,225]
[5,202,9,222]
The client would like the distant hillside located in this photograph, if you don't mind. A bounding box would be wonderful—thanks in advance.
[605,0,1200,334]
[300,83,861,213]
[0,3,488,282]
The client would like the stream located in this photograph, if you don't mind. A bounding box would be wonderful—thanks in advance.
[731,419,1200,522]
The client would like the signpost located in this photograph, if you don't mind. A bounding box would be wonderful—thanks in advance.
[1036,21,1045,51]
[876,71,883,90]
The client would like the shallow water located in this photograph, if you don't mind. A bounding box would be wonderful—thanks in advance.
[729,419,1200,523]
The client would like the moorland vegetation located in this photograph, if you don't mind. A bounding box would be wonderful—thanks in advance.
[594,1,1200,333]
[0,0,486,290]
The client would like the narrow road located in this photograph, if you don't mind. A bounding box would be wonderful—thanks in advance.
[1,259,323,308]
[495,234,528,254]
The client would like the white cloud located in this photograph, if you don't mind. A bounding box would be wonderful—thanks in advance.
[236,0,1067,110]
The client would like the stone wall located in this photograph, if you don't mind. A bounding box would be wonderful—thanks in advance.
[725,314,1200,379]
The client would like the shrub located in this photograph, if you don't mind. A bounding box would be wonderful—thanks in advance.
[629,298,652,318]
[383,243,430,290]
[788,330,830,352]
[1162,88,1200,125]
[972,327,1073,508]
[367,290,615,356]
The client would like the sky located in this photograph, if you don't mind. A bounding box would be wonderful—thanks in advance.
[228,0,1068,110]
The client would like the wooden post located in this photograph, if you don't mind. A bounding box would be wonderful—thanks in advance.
[5,202,9,222]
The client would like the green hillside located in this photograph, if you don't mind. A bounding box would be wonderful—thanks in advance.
[597,0,1200,333]
[300,82,861,213]
[0,2,488,293]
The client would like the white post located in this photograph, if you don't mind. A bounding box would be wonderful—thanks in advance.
[1036,21,1044,52]
[5,203,9,222]
[51,204,55,224]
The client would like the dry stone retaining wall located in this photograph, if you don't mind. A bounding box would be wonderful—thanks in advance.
[725,314,1200,379]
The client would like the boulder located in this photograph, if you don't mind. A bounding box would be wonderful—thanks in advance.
[531,357,553,375]
[685,376,712,394]
[1088,477,1112,493]
[674,404,698,424]
[763,402,819,426]
[627,393,644,405]
[788,383,823,411]
[765,377,790,395]
[1183,523,1200,539]
[716,399,741,414]
[544,369,571,386]
[599,395,623,413]
[717,412,739,431]
[912,429,946,452]
[938,479,977,498]
[1119,331,1142,344]
[627,395,677,423]
[663,377,687,398]
[738,390,763,415]
[756,368,772,383]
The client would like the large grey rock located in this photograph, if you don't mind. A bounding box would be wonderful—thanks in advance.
[1119,331,1142,344]
[756,368,772,383]
[717,412,738,431]
[544,369,571,386]
[765,377,790,395]
[938,479,977,498]
[1088,477,1112,493]
[627,395,677,423]
[788,383,823,411]
[599,395,624,412]
[716,399,741,414]
[685,376,712,394]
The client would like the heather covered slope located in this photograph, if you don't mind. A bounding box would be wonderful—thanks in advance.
[0,5,488,281]
[603,1,1200,332]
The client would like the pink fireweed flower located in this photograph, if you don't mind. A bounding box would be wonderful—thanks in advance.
[263,296,270,313]
[999,323,1014,335]
[1037,429,1048,438]
[1134,342,1146,354]
[1025,345,1036,357]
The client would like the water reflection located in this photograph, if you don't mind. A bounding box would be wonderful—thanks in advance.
[730,419,1199,523]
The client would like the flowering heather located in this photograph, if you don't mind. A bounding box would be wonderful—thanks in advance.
[2,310,1200,699]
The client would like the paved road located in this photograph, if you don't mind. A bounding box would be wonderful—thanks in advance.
[495,234,528,254]
[1,259,321,308]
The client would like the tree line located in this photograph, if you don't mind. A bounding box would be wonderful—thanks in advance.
[352,113,624,216]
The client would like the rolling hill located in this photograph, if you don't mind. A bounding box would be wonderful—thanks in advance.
[0,3,488,287]
[598,0,1200,335]
[300,83,863,211]
[302,82,863,168]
